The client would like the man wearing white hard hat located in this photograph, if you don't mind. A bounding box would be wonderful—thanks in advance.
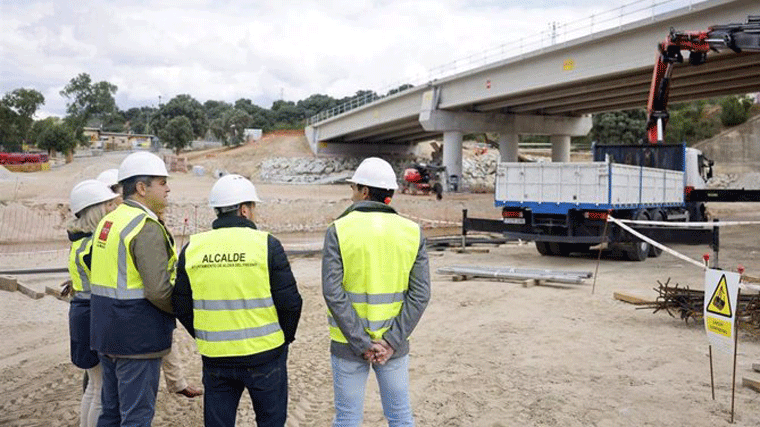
[96,166,202,400]
[66,180,120,427]
[321,157,430,426]
[173,174,302,427]
[90,151,177,426]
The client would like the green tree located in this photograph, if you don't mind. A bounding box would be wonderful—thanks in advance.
[296,94,339,120]
[210,108,252,146]
[153,94,208,139]
[719,95,753,127]
[100,110,127,132]
[589,109,646,144]
[665,100,718,145]
[123,107,157,134]
[209,117,226,142]
[0,88,45,150]
[0,105,23,151]
[270,100,301,129]
[59,73,118,138]
[203,100,233,122]
[158,116,194,154]
[31,117,76,158]
[235,98,273,132]
[225,109,253,146]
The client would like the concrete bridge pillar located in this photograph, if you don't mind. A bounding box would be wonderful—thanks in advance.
[550,135,571,162]
[498,133,519,162]
[443,131,463,191]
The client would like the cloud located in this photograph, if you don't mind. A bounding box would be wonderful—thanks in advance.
[1,0,630,118]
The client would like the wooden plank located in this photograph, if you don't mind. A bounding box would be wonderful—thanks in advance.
[45,286,69,302]
[742,377,760,393]
[752,363,760,373]
[522,279,538,288]
[613,291,654,305]
[16,283,44,300]
[0,276,18,292]
[451,274,472,282]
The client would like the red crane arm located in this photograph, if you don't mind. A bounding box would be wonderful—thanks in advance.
[645,16,760,144]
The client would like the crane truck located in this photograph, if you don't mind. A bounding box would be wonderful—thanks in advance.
[465,16,760,261]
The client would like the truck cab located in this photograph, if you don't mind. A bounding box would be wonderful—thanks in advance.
[684,147,712,190]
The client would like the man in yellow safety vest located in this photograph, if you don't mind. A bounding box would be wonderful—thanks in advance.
[90,151,176,426]
[322,157,431,426]
[96,167,202,400]
[173,174,302,427]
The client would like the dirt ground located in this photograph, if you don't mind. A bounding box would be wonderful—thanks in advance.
[1,136,760,426]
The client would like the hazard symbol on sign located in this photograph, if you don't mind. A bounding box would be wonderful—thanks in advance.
[706,274,732,318]
[703,268,739,355]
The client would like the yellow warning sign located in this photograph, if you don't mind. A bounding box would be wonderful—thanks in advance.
[706,316,732,338]
[706,275,733,317]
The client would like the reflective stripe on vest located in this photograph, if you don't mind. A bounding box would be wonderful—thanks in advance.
[329,210,420,343]
[68,236,93,296]
[90,204,176,300]
[185,227,284,357]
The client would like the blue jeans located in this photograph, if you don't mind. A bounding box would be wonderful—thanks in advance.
[203,350,288,427]
[96,355,161,427]
[331,354,414,427]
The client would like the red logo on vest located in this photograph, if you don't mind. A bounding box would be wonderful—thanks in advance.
[98,221,113,242]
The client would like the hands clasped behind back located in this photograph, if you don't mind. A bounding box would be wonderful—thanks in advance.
[362,339,395,365]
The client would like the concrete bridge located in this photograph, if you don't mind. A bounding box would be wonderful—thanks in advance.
[305,0,760,190]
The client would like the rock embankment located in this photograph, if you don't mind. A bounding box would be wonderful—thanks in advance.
[708,172,760,189]
[258,149,500,192]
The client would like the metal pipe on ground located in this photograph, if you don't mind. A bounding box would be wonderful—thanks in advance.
[436,265,592,284]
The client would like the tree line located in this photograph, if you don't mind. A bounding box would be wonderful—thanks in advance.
[1,72,756,156]
[589,96,758,146]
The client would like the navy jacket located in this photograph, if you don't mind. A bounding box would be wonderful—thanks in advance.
[173,215,302,368]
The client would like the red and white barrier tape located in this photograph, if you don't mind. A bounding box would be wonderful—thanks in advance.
[609,216,760,291]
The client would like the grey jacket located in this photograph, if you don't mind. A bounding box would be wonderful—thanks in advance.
[321,201,431,362]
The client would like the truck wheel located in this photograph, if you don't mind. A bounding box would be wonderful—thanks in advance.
[535,241,554,256]
[625,241,649,261]
[647,210,663,258]
[624,211,650,261]
[548,242,564,256]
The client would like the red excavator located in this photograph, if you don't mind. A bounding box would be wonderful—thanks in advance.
[646,15,760,144]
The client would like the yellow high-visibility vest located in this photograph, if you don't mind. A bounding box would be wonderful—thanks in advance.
[329,210,420,343]
[184,227,284,357]
[68,236,93,296]
[91,204,176,300]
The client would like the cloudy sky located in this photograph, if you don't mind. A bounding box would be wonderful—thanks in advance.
[2,0,668,118]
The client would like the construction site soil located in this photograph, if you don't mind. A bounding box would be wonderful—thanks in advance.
[1,134,759,426]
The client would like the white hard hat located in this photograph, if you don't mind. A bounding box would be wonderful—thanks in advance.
[69,179,119,216]
[96,169,119,187]
[208,174,261,207]
[118,151,168,181]
[348,157,398,190]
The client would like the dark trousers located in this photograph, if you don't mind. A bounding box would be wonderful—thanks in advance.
[202,350,288,427]
[97,355,161,427]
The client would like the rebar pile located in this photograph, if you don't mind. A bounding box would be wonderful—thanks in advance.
[638,278,760,334]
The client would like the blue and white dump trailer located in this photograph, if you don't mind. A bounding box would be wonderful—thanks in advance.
[485,144,711,261]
